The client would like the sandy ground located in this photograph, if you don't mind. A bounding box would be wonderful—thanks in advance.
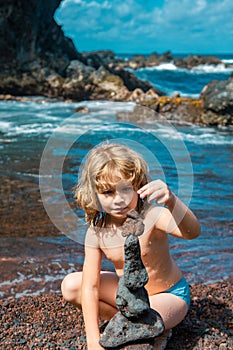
[0,278,232,349]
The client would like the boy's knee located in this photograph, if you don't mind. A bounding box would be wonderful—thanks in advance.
[61,273,81,304]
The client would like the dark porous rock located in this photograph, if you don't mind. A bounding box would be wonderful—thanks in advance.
[123,234,148,290]
[116,276,150,318]
[121,210,145,237]
[196,110,233,127]
[74,105,89,113]
[108,64,153,92]
[174,54,224,70]
[116,52,224,71]
[117,98,204,125]
[65,60,95,80]
[117,51,173,70]
[201,74,233,117]
[99,310,164,349]
[118,95,233,127]
[100,210,165,349]
[146,51,173,67]
[82,50,116,69]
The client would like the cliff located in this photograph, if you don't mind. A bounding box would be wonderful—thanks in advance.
[0,0,82,73]
[0,0,153,100]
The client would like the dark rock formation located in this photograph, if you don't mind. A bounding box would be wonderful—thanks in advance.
[0,0,83,72]
[99,210,164,349]
[201,73,233,117]
[116,52,224,71]
[117,52,173,70]
[174,55,223,70]
[82,50,116,69]
[117,99,203,125]
[99,311,164,349]
[117,95,233,127]
[0,1,155,101]
[0,2,232,126]
[116,276,150,319]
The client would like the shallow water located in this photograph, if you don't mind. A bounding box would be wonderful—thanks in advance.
[0,99,232,299]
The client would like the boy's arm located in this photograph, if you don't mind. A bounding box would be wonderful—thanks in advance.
[162,193,200,239]
[81,230,104,349]
[138,180,200,239]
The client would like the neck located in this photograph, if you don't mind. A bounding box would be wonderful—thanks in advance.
[106,214,126,228]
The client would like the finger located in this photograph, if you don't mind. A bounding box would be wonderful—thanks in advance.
[154,192,170,205]
[137,184,149,194]
[148,189,165,202]
[137,185,150,198]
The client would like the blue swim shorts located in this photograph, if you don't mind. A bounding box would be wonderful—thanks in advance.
[164,276,191,308]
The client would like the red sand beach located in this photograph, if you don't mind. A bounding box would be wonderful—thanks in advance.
[0,278,232,349]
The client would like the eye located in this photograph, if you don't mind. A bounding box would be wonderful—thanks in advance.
[121,187,132,193]
[103,189,114,195]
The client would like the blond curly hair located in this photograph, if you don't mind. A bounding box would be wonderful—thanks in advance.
[75,143,150,226]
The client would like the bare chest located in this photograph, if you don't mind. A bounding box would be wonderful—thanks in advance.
[100,228,169,272]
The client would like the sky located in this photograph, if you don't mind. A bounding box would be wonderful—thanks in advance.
[55,0,233,54]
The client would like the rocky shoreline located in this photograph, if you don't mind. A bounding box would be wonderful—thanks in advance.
[0,278,232,349]
[1,1,233,127]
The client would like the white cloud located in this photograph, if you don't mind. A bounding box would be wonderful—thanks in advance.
[55,0,233,53]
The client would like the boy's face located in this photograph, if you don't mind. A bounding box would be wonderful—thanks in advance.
[96,179,138,219]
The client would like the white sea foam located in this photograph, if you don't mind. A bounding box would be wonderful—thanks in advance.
[138,62,233,74]
[191,63,233,73]
[181,132,233,145]
[145,124,233,145]
[14,288,46,299]
[222,59,233,65]
[4,123,55,136]
[0,100,232,146]
[0,259,79,299]
[0,120,12,132]
[149,62,178,71]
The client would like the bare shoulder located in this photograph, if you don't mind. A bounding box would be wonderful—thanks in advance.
[144,205,172,233]
[85,225,100,248]
[144,204,169,220]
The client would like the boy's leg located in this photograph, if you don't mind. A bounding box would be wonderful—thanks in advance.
[149,293,189,330]
[98,271,119,319]
[61,271,119,319]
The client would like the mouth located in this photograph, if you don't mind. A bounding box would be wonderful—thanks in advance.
[113,206,128,213]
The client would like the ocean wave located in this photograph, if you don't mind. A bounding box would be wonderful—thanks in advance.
[222,59,233,65]
[181,133,233,145]
[136,63,180,72]
[1,122,55,136]
[145,125,233,145]
[191,63,233,73]
[0,120,13,133]
[138,62,233,74]
[0,101,232,146]
[150,62,178,71]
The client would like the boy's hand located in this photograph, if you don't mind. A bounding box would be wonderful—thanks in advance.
[137,180,174,206]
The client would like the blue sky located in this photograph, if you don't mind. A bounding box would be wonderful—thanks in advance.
[55,0,233,54]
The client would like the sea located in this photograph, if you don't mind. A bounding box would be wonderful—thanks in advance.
[0,54,233,299]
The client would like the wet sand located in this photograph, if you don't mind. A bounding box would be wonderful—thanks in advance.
[0,176,60,237]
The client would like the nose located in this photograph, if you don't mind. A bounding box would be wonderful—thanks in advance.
[113,191,125,205]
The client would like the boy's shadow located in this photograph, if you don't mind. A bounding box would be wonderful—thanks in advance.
[166,293,232,350]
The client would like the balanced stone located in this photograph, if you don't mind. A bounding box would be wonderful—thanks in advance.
[99,210,165,349]
[99,310,164,349]
[116,275,150,318]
